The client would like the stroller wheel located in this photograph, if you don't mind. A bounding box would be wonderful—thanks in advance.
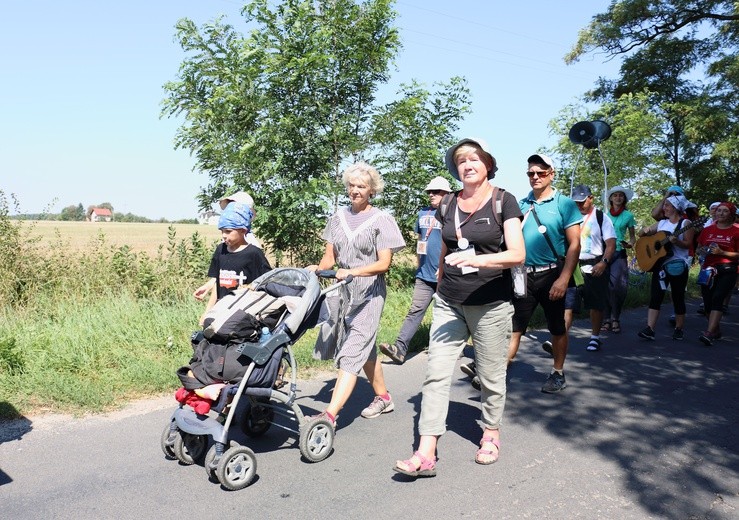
[217,446,257,491]
[174,432,207,465]
[204,445,219,482]
[160,422,177,460]
[299,417,335,463]
[240,403,275,438]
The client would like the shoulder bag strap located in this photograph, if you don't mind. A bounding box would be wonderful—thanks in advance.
[530,203,560,260]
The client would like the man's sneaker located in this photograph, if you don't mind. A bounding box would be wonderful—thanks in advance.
[668,314,676,326]
[471,376,481,391]
[638,326,656,341]
[672,328,684,341]
[697,303,706,315]
[541,371,567,393]
[379,343,406,365]
[698,331,715,346]
[460,361,477,378]
[360,395,394,418]
[541,340,553,356]
[586,338,602,351]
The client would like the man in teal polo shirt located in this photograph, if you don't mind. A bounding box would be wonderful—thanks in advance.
[507,153,582,393]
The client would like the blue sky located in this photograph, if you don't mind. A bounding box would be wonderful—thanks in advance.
[1,0,618,220]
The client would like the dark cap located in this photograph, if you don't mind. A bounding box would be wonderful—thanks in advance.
[571,184,593,202]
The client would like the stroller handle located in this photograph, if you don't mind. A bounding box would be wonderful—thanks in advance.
[315,269,354,284]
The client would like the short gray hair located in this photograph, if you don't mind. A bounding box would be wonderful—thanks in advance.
[342,161,384,194]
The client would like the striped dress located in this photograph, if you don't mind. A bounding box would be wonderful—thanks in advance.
[313,206,406,374]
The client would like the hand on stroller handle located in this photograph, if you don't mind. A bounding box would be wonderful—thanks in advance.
[315,269,354,284]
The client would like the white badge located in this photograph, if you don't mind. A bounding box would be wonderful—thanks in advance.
[538,225,547,234]
[416,240,428,255]
[458,237,469,250]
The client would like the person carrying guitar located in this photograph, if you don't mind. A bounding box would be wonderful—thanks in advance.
[637,194,696,341]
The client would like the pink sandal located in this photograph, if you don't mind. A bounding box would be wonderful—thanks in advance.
[475,436,500,465]
[394,451,437,478]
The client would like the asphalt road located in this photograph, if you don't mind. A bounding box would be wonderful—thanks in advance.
[1,298,738,519]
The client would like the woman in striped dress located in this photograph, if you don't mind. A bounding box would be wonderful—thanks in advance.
[308,162,406,427]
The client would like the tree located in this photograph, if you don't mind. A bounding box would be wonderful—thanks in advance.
[162,0,469,264]
[368,78,469,239]
[60,203,85,221]
[566,0,739,203]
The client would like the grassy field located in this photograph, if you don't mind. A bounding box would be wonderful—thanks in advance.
[23,220,223,255]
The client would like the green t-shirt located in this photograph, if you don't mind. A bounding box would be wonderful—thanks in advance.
[606,209,636,251]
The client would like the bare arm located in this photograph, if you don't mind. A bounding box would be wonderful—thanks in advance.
[550,224,581,300]
[592,238,616,277]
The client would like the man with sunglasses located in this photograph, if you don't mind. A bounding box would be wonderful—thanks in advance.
[507,154,582,393]
[380,176,453,364]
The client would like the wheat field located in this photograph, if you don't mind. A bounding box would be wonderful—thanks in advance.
[21,221,223,255]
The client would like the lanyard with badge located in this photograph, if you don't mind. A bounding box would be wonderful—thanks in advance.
[453,193,490,275]
[416,209,437,256]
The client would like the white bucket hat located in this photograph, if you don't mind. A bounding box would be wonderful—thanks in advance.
[606,185,634,203]
[424,176,452,193]
[219,190,255,210]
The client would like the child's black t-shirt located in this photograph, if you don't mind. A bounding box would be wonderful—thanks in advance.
[207,243,272,300]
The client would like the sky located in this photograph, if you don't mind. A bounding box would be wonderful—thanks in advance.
[1,0,620,220]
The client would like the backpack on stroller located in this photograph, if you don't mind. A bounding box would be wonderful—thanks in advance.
[160,267,350,490]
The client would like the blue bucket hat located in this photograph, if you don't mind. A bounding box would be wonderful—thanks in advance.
[218,202,253,231]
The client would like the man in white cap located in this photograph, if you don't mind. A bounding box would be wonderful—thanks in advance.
[507,153,582,393]
[380,176,453,364]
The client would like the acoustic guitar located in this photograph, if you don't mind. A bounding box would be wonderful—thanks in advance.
[634,218,705,272]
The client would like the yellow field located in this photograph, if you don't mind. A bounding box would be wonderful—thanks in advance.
[21,221,223,255]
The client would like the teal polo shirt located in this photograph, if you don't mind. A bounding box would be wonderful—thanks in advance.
[519,189,582,266]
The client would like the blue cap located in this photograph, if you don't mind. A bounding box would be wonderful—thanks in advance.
[666,185,684,196]
[571,184,593,202]
[218,202,253,230]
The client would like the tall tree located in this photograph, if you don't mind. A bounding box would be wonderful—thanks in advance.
[162,0,469,264]
[566,0,739,203]
[368,78,469,239]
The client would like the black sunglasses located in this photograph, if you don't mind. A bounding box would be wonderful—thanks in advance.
[427,190,445,195]
[526,170,551,178]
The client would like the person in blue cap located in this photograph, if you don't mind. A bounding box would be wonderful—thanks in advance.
[198,201,271,325]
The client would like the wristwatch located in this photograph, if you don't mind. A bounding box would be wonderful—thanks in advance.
[602,257,610,265]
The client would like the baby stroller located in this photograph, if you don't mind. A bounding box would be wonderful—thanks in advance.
[160,267,350,490]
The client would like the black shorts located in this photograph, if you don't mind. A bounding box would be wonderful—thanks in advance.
[512,268,566,336]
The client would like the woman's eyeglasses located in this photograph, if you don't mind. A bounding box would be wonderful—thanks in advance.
[427,190,445,195]
[526,170,551,178]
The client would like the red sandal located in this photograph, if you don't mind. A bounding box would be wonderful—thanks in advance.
[475,435,500,465]
[394,451,437,478]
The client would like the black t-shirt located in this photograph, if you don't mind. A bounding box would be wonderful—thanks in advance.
[207,243,272,300]
[436,189,523,305]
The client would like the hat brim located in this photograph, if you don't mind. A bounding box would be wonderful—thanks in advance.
[445,138,497,181]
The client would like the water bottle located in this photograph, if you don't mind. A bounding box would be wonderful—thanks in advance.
[260,326,271,344]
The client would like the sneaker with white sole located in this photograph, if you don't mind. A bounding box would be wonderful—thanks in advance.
[360,395,394,418]
[460,361,477,378]
[542,340,553,356]
[638,326,656,341]
[541,371,567,393]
